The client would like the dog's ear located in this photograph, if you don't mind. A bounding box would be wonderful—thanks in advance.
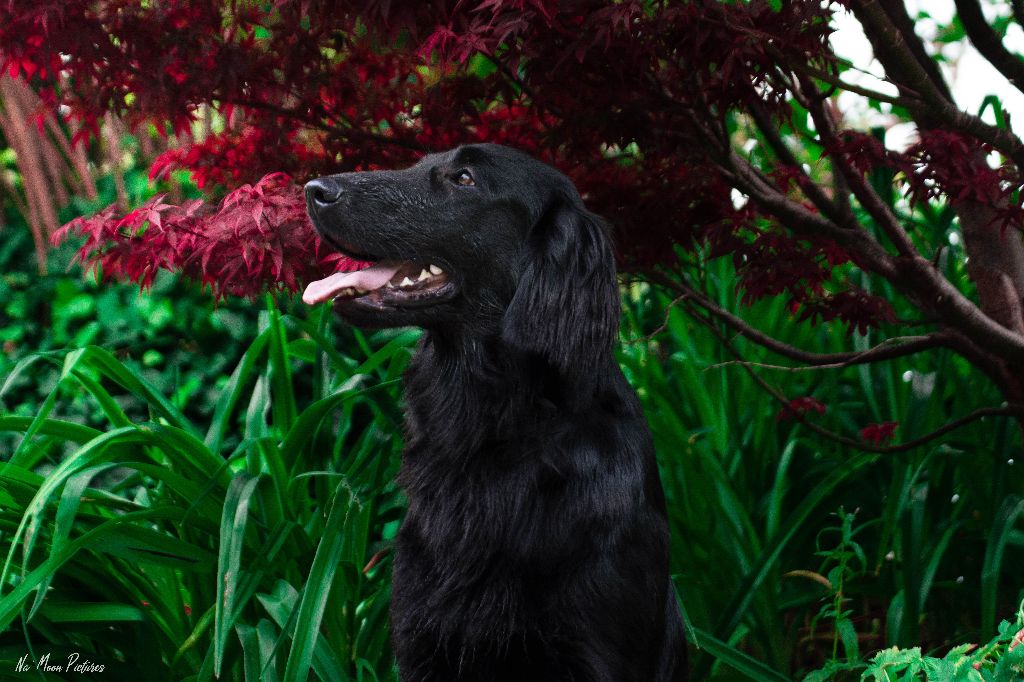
[501,194,619,383]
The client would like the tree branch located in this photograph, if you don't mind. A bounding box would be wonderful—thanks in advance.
[876,0,955,99]
[849,0,1024,169]
[747,101,860,232]
[690,302,1024,453]
[775,54,917,107]
[722,148,900,279]
[706,149,1024,364]
[953,0,1024,95]
[797,76,920,258]
[897,254,1024,361]
[645,269,950,367]
[847,0,951,109]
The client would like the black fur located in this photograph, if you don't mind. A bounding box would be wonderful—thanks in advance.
[305,144,688,681]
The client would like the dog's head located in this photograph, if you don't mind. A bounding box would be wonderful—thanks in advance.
[304,143,619,369]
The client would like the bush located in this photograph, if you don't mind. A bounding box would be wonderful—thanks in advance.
[1,288,414,680]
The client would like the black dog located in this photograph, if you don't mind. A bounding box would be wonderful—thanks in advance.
[303,144,687,681]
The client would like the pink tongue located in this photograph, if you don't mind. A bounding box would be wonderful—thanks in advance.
[302,262,404,304]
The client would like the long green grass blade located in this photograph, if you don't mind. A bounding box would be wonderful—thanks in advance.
[982,496,1024,635]
[214,472,262,676]
[28,463,117,619]
[0,416,101,445]
[691,626,791,681]
[0,426,147,595]
[38,601,147,622]
[236,622,262,682]
[283,481,356,682]
[265,298,297,434]
[204,328,271,452]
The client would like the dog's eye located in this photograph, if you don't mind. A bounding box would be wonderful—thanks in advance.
[452,169,475,187]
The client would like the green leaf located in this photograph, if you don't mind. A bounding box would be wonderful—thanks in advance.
[205,328,271,452]
[689,626,790,681]
[28,463,118,619]
[283,481,357,682]
[214,472,262,676]
[38,601,146,622]
[982,497,1024,635]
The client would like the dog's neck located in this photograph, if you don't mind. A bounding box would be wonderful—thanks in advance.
[402,328,619,460]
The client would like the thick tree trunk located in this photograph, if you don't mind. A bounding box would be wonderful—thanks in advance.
[956,201,1024,336]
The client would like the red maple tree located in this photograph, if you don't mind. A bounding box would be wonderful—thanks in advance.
[3,0,1023,440]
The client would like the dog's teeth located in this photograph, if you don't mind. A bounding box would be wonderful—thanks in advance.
[386,281,395,289]
[429,264,443,275]
[418,269,431,281]
[400,277,415,287]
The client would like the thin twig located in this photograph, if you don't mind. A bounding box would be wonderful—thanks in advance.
[707,336,939,372]
[690,301,1024,453]
[644,269,949,367]
[626,293,691,345]
[779,56,915,107]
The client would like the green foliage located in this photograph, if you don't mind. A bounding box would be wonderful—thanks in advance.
[1,230,263,457]
[0,134,237,457]
[0,232,1022,680]
[0,293,413,680]
[616,256,1024,679]
[807,604,1024,681]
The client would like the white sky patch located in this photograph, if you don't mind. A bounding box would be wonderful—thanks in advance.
[829,0,1024,150]
[730,188,750,209]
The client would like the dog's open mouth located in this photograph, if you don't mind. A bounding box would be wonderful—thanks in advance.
[303,259,455,308]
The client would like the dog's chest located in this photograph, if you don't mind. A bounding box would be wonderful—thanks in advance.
[392,348,653,630]
[392,453,582,636]
[400,436,581,558]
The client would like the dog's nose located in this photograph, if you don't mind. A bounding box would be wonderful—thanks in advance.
[305,177,344,207]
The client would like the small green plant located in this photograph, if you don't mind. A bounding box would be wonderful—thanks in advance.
[813,508,868,665]
[802,508,869,681]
